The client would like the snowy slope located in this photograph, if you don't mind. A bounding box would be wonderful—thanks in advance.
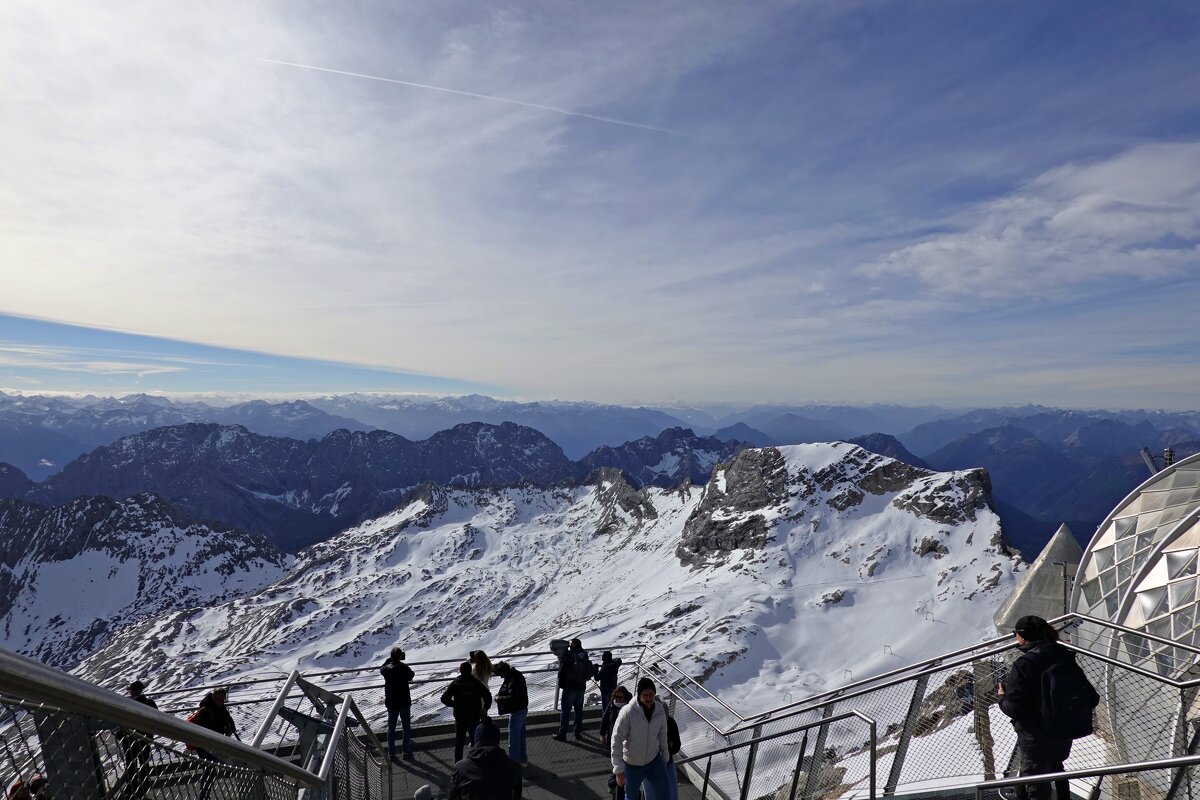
[75,444,1021,706]
[0,494,290,667]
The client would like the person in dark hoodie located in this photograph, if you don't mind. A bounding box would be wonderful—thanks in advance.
[493,661,529,767]
[442,662,492,762]
[191,687,237,800]
[447,717,522,800]
[380,646,416,761]
[598,651,622,716]
[997,616,1080,800]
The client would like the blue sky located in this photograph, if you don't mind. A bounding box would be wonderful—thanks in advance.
[1,1,1198,406]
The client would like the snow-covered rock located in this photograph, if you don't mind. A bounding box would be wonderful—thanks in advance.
[75,443,1021,708]
[0,494,289,668]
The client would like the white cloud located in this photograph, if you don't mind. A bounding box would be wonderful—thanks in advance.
[863,143,1200,297]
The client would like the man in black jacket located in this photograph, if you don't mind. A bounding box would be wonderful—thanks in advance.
[998,616,1075,800]
[191,687,237,800]
[598,651,622,716]
[380,647,415,761]
[556,638,591,740]
[442,662,492,762]
[494,662,529,767]
[448,718,522,800]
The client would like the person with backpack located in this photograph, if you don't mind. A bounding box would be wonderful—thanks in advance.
[380,646,416,761]
[189,687,238,800]
[997,615,1099,800]
[556,638,594,740]
[598,651,622,716]
[493,661,529,767]
[442,662,493,762]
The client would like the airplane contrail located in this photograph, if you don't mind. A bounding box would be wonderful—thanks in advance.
[258,58,679,135]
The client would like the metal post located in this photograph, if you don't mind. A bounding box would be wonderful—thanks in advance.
[801,705,835,800]
[1165,722,1200,800]
[739,724,764,800]
[884,675,929,795]
[789,730,811,800]
[869,717,878,800]
[702,756,712,799]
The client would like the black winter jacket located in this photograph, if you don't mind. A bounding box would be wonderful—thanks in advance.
[441,675,492,724]
[380,658,415,709]
[598,658,622,693]
[192,693,237,737]
[496,669,528,715]
[447,743,522,800]
[998,641,1077,739]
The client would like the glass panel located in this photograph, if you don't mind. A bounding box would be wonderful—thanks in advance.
[1139,587,1169,620]
[1105,594,1119,616]
[1116,517,1139,538]
[1170,578,1198,608]
[1116,538,1136,562]
[1149,618,1173,640]
[1137,532,1157,551]
[1118,560,1133,585]
[1081,577,1103,608]
[1124,633,1152,663]
[1099,568,1117,595]
[1094,546,1116,571]
[1174,607,1197,642]
[1167,550,1198,579]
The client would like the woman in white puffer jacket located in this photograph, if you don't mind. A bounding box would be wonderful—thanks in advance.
[610,677,671,800]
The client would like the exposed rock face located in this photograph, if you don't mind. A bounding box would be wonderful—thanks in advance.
[0,494,287,668]
[576,427,748,488]
[676,448,789,565]
[891,469,992,525]
[31,422,575,551]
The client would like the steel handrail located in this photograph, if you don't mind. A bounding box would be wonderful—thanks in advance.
[251,669,300,748]
[643,643,746,721]
[0,647,322,788]
[318,696,352,783]
[676,709,876,765]
[973,752,1200,800]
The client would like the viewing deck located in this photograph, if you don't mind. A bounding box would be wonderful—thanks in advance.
[388,710,702,798]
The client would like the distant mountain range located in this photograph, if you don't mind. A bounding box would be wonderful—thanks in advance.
[0,423,758,550]
[2,392,1198,557]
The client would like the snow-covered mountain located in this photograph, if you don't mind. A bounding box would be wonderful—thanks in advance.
[75,443,1021,712]
[30,421,575,551]
[0,494,289,668]
[575,427,748,487]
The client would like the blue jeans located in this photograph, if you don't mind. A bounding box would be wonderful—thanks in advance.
[623,755,669,800]
[644,760,680,800]
[559,688,584,735]
[387,706,412,756]
[508,709,528,763]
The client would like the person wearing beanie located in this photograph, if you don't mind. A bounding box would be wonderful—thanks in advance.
[447,718,522,800]
[997,615,1088,800]
[610,678,670,800]
[493,661,529,767]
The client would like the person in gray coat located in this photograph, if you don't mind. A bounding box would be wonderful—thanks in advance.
[610,678,670,800]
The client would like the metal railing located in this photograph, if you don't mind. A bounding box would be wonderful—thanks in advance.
[975,752,1200,800]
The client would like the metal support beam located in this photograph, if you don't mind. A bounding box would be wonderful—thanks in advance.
[738,724,764,800]
[884,674,929,795]
[800,704,835,800]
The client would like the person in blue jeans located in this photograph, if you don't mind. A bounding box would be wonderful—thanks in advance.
[379,647,415,761]
[555,638,592,740]
[610,678,670,800]
[493,662,529,766]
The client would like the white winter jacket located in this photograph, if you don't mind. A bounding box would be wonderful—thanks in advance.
[611,698,669,774]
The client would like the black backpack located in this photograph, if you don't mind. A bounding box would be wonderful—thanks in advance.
[1037,657,1100,739]
[571,651,596,684]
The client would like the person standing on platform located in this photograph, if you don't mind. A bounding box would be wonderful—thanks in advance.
[610,678,670,800]
[441,662,492,762]
[380,647,416,762]
[493,661,529,767]
[598,651,622,717]
[555,638,594,740]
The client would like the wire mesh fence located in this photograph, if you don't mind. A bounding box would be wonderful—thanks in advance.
[0,694,299,800]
